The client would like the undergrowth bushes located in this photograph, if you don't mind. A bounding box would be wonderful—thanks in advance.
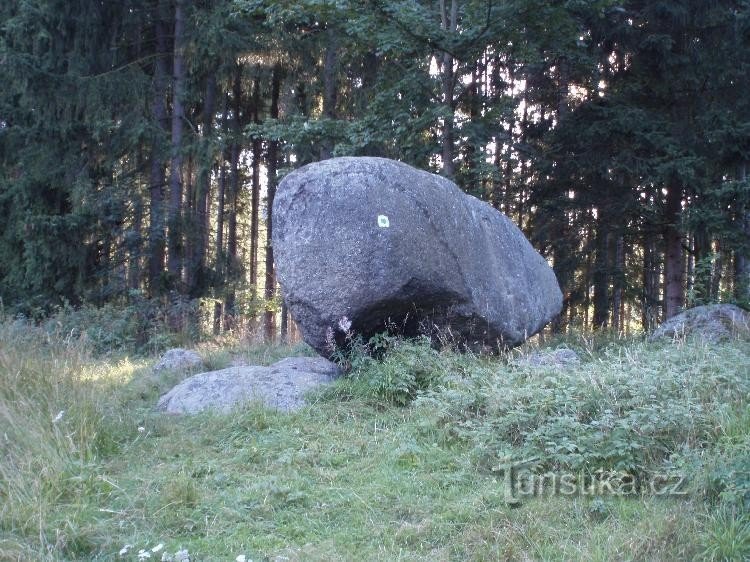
[41,296,203,354]
[337,336,450,405]
[322,332,750,559]
[424,342,747,476]
[4,295,221,355]
[337,336,750,513]
[2,286,283,357]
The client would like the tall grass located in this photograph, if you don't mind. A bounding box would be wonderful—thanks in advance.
[0,319,138,559]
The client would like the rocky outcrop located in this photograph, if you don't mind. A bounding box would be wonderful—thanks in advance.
[153,348,203,372]
[649,304,750,343]
[157,356,341,414]
[272,157,562,356]
[516,348,581,368]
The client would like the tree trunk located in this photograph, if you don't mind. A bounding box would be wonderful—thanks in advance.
[464,61,480,188]
[128,150,144,291]
[685,232,694,301]
[664,183,684,319]
[624,302,631,337]
[167,0,186,286]
[551,239,570,334]
[320,33,338,160]
[692,225,710,304]
[612,233,625,332]
[642,236,659,331]
[264,64,283,341]
[360,50,381,157]
[584,242,592,331]
[735,162,749,302]
[593,213,610,328]
[280,301,289,344]
[249,73,261,293]
[710,240,723,301]
[128,195,143,291]
[190,72,216,297]
[516,86,530,226]
[495,56,513,212]
[213,154,227,335]
[213,95,230,334]
[183,153,194,290]
[148,1,169,295]
[439,0,457,178]
[224,66,242,329]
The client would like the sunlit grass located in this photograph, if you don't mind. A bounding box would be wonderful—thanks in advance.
[0,316,748,561]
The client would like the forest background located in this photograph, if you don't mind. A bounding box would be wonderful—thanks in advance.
[1,0,749,349]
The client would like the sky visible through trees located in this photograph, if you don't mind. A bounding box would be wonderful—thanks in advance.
[1,0,749,339]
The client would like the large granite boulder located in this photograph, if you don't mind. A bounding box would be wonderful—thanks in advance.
[157,356,341,414]
[272,157,562,356]
[649,304,750,343]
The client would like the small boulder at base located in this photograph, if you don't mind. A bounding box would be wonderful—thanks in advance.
[272,157,562,356]
[268,356,342,378]
[649,304,750,343]
[157,357,341,414]
[516,348,581,369]
[153,348,203,372]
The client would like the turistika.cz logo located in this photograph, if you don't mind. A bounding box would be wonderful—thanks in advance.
[492,458,688,498]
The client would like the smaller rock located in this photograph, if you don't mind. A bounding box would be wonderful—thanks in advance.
[649,304,750,343]
[157,356,342,414]
[269,356,342,378]
[153,348,203,372]
[516,348,581,368]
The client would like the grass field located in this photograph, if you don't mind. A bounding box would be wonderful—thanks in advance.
[0,318,748,561]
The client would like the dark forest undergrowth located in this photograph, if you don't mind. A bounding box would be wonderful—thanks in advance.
[0,315,748,561]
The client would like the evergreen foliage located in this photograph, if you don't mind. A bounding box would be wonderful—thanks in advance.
[1,0,749,332]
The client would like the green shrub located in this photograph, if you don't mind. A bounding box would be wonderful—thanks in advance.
[699,508,750,561]
[417,341,750,487]
[40,295,203,354]
[331,336,450,405]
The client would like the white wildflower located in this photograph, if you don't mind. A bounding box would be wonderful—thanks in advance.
[236,556,246,562]
[151,543,164,553]
[338,316,352,333]
[138,426,146,433]
[160,553,174,562]
[119,544,133,556]
[174,549,190,562]
[138,549,151,560]
[52,410,65,424]
[324,326,336,352]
